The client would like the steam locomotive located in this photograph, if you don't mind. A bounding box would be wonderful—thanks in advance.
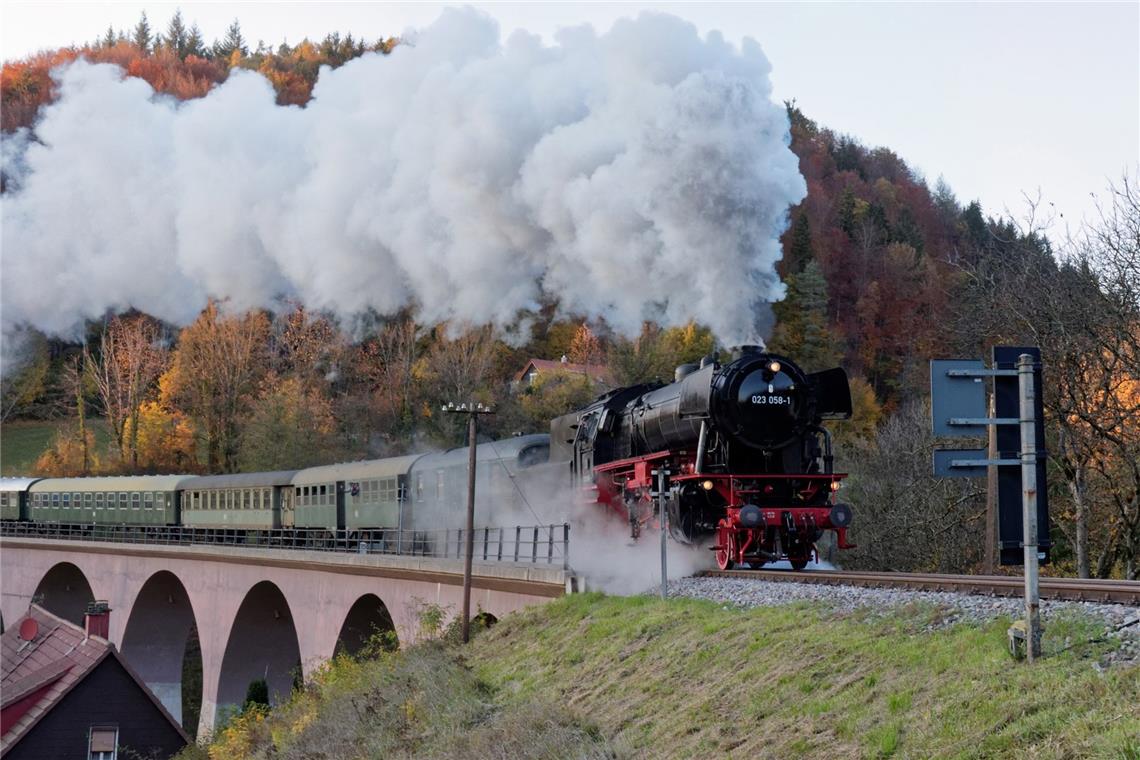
[551,347,854,569]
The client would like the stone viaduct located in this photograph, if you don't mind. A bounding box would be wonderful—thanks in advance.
[0,538,568,737]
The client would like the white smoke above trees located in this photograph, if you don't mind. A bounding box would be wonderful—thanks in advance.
[1,8,805,346]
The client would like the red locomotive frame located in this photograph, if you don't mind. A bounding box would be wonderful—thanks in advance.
[590,449,854,570]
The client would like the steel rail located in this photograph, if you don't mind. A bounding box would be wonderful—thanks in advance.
[697,569,1140,605]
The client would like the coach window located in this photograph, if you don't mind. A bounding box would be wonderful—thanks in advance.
[157,493,166,508]
[119,493,128,509]
[415,475,424,502]
[144,492,154,510]
[52,493,60,508]
[85,493,94,506]
[436,471,444,500]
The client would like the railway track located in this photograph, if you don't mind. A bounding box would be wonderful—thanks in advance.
[697,569,1140,605]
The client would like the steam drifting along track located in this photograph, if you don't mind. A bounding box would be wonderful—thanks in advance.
[697,569,1140,605]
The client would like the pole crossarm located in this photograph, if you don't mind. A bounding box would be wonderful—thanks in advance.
[950,458,1021,467]
[948,417,1019,426]
[945,369,1020,377]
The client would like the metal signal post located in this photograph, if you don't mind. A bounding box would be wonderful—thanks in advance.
[653,467,670,600]
[1017,354,1042,660]
[441,400,495,643]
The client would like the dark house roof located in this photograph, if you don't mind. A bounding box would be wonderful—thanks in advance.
[1,605,189,757]
[514,357,611,384]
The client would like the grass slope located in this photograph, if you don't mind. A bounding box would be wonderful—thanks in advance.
[470,595,1139,759]
[189,595,1140,760]
[0,418,113,475]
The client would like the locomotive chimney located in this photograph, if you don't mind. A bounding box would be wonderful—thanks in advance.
[731,345,762,360]
[84,600,111,639]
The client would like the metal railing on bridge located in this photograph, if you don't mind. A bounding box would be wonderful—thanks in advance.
[0,521,571,570]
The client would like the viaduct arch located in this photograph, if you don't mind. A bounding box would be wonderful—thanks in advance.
[0,539,565,737]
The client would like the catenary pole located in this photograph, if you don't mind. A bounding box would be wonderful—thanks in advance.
[1017,354,1042,661]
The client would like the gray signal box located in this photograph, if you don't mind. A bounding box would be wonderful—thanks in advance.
[930,360,987,437]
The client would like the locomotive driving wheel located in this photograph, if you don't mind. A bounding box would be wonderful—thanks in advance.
[714,519,736,570]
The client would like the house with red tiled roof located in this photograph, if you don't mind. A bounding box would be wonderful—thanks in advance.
[513,356,611,390]
[1,602,188,760]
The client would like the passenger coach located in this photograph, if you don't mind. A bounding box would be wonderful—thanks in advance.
[27,476,193,525]
[180,470,298,530]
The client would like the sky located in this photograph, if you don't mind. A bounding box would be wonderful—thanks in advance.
[1,1,1137,233]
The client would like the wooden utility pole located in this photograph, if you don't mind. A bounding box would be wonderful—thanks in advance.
[441,401,494,643]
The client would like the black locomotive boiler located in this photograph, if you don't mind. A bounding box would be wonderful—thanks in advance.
[551,347,855,569]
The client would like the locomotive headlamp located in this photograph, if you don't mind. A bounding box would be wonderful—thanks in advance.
[767,361,781,373]
[701,480,715,491]
[830,481,842,492]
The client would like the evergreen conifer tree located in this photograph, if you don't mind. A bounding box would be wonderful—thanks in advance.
[213,18,248,59]
[185,24,207,58]
[132,11,153,52]
[165,10,188,58]
[769,260,840,372]
[787,212,813,273]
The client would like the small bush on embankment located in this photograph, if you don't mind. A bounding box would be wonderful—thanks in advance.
[182,594,1139,759]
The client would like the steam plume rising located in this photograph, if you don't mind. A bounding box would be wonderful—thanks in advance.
[1,9,805,345]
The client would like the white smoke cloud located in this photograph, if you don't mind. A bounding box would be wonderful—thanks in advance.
[1,8,805,345]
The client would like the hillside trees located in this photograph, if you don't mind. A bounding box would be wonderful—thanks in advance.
[238,376,338,471]
[86,313,170,469]
[952,177,1140,578]
[162,301,270,473]
[0,11,395,131]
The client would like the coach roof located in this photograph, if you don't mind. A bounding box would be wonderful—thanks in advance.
[29,475,195,493]
[291,455,423,487]
[0,477,41,493]
[182,471,299,490]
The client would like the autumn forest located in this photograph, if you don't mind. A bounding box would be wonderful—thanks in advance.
[1,12,1137,579]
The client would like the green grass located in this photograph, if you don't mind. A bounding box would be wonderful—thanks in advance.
[189,594,1140,760]
[469,594,1140,759]
[1,418,113,475]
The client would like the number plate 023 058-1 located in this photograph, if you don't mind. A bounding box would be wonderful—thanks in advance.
[751,395,791,405]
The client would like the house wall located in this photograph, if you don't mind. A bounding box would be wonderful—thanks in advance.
[4,658,186,760]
